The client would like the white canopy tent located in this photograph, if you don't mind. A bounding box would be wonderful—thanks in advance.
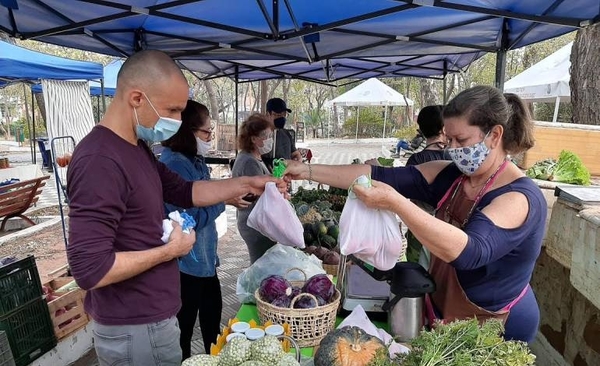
[328,78,414,142]
[504,42,572,122]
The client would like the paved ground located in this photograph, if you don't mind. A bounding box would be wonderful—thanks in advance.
[1,139,400,364]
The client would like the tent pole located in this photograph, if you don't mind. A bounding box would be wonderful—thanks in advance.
[443,60,448,104]
[235,66,239,155]
[30,89,35,164]
[101,79,106,114]
[31,89,37,165]
[355,106,359,143]
[382,105,388,143]
[495,20,509,91]
[552,96,561,123]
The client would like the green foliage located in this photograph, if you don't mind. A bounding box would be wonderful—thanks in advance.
[526,151,591,185]
[394,125,419,140]
[368,319,536,366]
[553,150,591,185]
[526,158,556,181]
[342,107,387,138]
[533,102,573,123]
[377,157,394,167]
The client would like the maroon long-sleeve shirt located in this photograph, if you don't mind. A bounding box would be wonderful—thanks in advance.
[67,126,193,325]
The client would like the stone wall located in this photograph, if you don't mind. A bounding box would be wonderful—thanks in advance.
[531,250,600,366]
[530,190,600,366]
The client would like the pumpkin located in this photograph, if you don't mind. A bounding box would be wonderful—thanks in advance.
[314,326,388,366]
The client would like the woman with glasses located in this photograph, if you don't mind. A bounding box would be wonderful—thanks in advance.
[231,113,277,264]
[160,100,249,360]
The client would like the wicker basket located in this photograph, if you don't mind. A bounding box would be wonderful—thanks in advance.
[322,263,339,277]
[255,268,340,347]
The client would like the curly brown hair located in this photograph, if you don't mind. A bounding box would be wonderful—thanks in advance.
[238,113,272,152]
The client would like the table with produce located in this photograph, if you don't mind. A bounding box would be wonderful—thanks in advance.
[184,163,538,366]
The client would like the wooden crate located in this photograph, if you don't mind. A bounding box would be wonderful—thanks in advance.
[43,277,89,341]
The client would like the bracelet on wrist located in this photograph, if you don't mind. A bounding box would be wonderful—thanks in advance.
[308,164,313,184]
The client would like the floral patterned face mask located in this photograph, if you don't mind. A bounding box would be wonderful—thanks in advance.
[446,131,490,176]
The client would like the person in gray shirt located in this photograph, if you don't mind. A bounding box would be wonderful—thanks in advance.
[232,114,277,263]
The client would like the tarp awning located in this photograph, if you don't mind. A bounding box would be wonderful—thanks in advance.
[504,42,572,103]
[31,59,123,97]
[329,78,414,106]
[0,1,597,82]
[0,40,103,85]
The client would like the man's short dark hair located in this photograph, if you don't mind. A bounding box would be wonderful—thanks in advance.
[417,105,444,138]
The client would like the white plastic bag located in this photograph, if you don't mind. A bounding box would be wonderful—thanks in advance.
[337,305,410,357]
[338,175,404,270]
[247,182,305,248]
[236,244,325,303]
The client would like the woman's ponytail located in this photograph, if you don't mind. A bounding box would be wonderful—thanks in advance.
[503,93,535,154]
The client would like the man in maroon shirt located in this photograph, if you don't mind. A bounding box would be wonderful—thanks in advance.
[67,50,281,365]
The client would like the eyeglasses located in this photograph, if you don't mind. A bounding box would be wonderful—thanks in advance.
[198,128,215,140]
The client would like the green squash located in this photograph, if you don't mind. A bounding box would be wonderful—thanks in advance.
[314,326,387,366]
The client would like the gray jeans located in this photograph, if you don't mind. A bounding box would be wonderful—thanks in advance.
[92,316,182,366]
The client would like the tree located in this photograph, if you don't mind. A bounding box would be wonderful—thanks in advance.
[342,107,386,138]
[571,23,600,126]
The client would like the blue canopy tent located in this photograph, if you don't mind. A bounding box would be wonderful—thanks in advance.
[0,0,597,87]
[1,0,597,156]
[89,59,122,97]
[30,59,122,97]
[0,40,103,164]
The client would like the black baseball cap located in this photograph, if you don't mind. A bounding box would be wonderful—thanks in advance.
[266,98,292,113]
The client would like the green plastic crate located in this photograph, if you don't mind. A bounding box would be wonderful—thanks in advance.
[0,298,57,366]
[0,256,43,317]
[0,331,15,366]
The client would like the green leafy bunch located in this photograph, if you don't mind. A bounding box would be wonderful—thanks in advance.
[526,150,591,185]
[368,319,536,366]
[552,150,591,185]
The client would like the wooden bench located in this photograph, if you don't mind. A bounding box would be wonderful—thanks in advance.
[0,175,50,231]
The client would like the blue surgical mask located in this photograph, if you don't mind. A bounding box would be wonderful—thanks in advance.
[134,93,182,142]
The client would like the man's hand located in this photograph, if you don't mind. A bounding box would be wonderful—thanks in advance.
[226,195,252,209]
[246,176,287,195]
[291,150,302,161]
[165,222,195,260]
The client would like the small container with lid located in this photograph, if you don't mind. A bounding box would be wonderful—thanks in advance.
[230,321,250,334]
[226,332,247,342]
[245,328,265,341]
[265,324,284,337]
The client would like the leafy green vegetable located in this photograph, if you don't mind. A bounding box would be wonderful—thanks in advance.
[368,319,535,366]
[552,150,591,185]
[525,158,556,181]
[377,157,395,167]
[526,151,591,185]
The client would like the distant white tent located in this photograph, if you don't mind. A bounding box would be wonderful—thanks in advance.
[328,78,414,142]
[504,42,572,122]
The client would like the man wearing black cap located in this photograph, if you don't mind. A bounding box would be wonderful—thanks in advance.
[263,98,302,166]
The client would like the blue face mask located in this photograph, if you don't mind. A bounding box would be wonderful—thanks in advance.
[134,93,182,142]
